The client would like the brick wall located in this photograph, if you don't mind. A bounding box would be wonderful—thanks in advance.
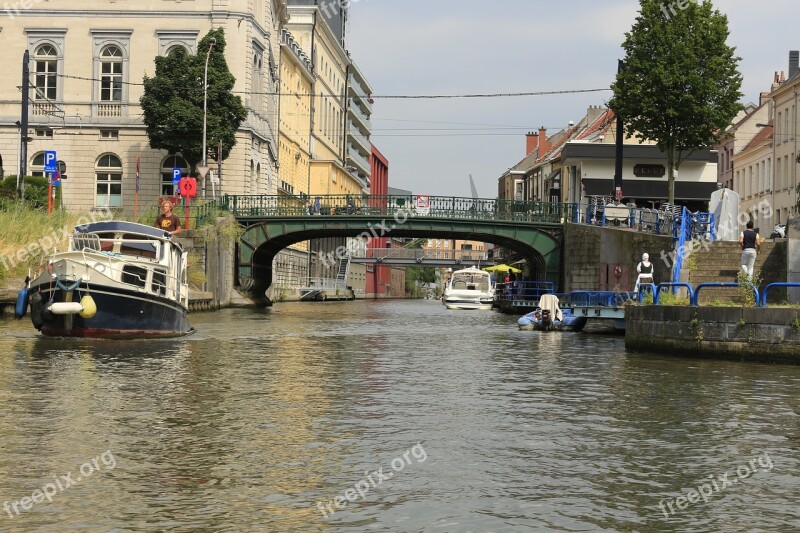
[562,223,673,292]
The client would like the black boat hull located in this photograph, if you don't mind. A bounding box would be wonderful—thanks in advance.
[30,283,190,339]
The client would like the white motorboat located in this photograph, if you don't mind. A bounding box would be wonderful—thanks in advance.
[20,221,191,338]
[442,266,494,310]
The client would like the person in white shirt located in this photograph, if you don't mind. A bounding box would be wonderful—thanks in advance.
[635,253,654,293]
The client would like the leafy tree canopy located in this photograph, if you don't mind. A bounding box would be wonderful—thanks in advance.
[140,29,247,172]
[609,0,744,203]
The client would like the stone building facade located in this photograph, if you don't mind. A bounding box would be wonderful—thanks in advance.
[0,0,288,215]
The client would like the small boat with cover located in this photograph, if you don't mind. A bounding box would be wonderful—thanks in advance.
[517,294,588,332]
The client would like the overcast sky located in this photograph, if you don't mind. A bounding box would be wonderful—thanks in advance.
[345,0,800,198]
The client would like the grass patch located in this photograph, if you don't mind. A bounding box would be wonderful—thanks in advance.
[736,271,762,307]
[0,202,88,282]
[658,291,690,306]
[186,251,206,290]
[707,298,738,307]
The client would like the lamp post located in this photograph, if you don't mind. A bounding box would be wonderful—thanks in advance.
[202,37,217,199]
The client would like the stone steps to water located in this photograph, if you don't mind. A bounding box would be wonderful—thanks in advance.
[682,240,788,304]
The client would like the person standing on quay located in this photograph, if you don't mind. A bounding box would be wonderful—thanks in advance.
[739,221,761,282]
[635,253,654,293]
[155,200,182,236]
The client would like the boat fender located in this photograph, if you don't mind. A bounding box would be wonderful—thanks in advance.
[48,302,84,315]
[30,292,44,329]
[15,286,29,319]
[78,294,97,318]
[41,299,55,323]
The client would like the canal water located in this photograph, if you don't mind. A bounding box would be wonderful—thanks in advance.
[1,300,799,532]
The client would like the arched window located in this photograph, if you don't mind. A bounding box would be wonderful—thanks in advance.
[165,45,188,58]
[100,46,123,102]
[250,160,256,195]
[34,45,58,101]
[161,155,189,196]
[31,152,46,177]
[256,163,261,195]
[96,154,122,207]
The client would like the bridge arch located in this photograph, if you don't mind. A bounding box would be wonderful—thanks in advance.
[235,216,562,303]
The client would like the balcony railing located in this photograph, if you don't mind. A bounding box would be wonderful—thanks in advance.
[348,102,371,130]
[348,123,371,155]
[31,102,61,116]
[347,146,371,175]
[95,103,122,118]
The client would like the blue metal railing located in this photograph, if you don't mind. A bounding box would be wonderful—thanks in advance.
[637,283,657,303]
[759,283,800,307]
[495,281,555,302]
[652,282,695,304]
[563,290,636,307]
[690,282,759,307]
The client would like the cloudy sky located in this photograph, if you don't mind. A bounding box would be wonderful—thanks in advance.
[345,0,800,198]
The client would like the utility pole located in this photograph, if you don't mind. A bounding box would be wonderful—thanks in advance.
[19,49,30,199]
[613,59,624,203]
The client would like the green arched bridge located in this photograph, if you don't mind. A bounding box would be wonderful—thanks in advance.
[197,194,578,303]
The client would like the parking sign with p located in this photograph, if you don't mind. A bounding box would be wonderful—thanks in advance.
[44,151,57,173]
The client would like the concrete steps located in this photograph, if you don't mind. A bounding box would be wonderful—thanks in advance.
[685,240,787,304]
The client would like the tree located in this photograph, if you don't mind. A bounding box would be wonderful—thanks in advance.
[609,0,743,204]
[140,29,247,177]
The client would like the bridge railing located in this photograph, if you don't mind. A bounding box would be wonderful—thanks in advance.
[357,248,489,261]
[494,281,555,304]
[219,194,577,224]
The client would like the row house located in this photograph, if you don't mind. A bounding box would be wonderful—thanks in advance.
[0,0,288,212]
[717,51,800,230]
[770,51,800,227]
[499,105,719,213]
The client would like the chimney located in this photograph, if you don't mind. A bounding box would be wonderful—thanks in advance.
[759,91,770,107]
[537,127,551,157]
[525,131,539,156]
[790,50,799,80]
[772,71,782,92]
[780,70,786,83]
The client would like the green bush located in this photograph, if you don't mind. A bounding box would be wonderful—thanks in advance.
[0,176,61,210]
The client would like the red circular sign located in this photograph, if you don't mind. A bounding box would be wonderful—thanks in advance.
[179,177,197,198]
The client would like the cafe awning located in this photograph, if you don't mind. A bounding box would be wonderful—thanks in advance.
[582,179,718,201]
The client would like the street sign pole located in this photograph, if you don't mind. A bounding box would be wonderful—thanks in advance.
[44,150,57,214]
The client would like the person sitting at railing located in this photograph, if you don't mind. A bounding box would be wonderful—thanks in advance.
[634,253,654,293]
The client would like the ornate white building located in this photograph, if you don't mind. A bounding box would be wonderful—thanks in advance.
[0,0,288,215]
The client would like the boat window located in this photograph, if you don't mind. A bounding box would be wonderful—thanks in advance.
[121,265,148,288]
[152,269,167,296]
[119,234,157,259]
